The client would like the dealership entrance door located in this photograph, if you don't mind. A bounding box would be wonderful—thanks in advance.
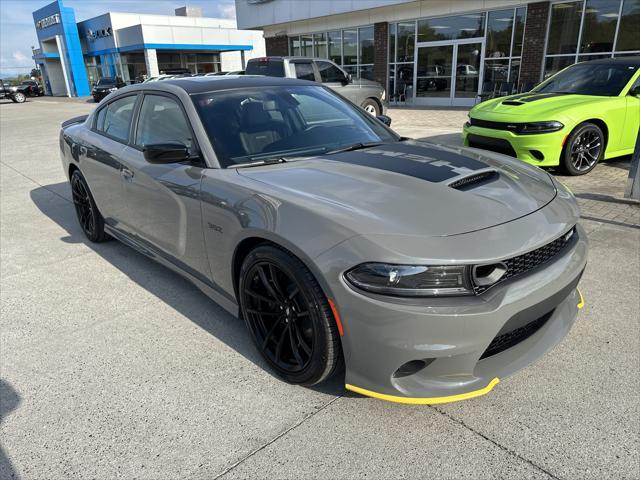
[413,38,484,107]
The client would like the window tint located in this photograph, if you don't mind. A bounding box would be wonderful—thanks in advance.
[96,95,136,142]
[293,62,316,81]
[317,61,345,83]
[245,59,285,77]
[135,95,193,148]
[536,62,639,96]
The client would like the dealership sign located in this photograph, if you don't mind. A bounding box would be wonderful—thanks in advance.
[86,27,113,41]
[36,13,60,29]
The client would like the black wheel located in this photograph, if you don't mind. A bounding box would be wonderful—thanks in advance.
[70,170,109,242]
[361,98,380,116]
[12,92,26,103]
[239,245,342,386]
[561,122,604,175]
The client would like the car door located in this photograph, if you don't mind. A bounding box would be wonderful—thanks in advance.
[80,93,139,227]
[117,92,210,278]
[315,60,360,104]
[621,76,640,151]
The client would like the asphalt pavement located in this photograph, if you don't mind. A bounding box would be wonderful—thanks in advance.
[1,97,638,479]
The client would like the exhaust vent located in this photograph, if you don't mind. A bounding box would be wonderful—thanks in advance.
[448,170,498,190]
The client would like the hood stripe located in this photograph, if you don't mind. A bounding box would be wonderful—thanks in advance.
[324,144,488,183]
[503,92,566,103]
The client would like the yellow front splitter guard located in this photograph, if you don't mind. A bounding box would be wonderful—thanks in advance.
[346,377,500,405]
[577,288,585,309]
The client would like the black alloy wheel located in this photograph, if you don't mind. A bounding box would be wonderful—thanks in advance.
[562,122,604,175]
[70,170,109,242]
[239,245,342,386]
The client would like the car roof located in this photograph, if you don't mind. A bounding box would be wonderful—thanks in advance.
[580,56,640,66]
[149,75,318,94]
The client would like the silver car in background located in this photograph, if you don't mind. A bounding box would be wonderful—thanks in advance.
[245,56,386,116]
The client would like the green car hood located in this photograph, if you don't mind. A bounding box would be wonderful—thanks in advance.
[473,92,610,119]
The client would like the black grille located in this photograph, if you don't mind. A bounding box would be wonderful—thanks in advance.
[480,310,553,359]
[469,118,519,131]
[474,227,576,294]
[467,134,517,157]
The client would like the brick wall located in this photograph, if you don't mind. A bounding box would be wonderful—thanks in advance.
[520,1,550,83]
[265,36,288,56]
[373,22,389,89]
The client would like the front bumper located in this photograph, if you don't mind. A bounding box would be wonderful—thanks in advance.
[462,123,566,167]
[315,207,587,404]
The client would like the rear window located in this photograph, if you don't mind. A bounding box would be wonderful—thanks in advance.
[246,59,286,77]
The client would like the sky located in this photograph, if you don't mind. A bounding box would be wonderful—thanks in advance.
[0,0,237,77]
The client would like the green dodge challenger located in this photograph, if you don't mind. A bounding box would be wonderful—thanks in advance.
[463,57,640,175]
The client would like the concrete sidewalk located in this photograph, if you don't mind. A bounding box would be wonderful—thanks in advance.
[1,99,638,479]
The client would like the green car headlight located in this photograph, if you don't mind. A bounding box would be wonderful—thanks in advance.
[345,263,473,297]
[517,121,564,134]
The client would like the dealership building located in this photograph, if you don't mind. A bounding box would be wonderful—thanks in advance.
[31,0,265,97]
[236,0,639,106]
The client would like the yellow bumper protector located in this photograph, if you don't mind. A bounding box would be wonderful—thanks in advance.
[345,377,500,405]
[577,288,585,309]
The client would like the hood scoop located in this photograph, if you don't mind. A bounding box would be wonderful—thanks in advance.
[501,100,525,106]
[448,170,498,190]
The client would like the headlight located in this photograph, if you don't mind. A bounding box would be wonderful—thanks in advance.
[516,121,564,134]
[108,87,117,92]
[345,263,473,297]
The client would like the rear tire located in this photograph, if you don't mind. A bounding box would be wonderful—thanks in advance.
[361,98,380,116]
[561,122,604,176]
[70,170,109,242]
[239,244,342,386]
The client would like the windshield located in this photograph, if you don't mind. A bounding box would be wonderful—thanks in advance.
[534,62,639,96]
[97,78,116,86]
[193,85,398,167]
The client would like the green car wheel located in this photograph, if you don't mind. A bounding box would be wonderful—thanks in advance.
[562,122,604,176]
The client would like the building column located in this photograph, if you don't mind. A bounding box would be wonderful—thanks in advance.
[520,1,551,84]
[373,22,389,91]
[144,48,160,77]
[265,36,288,56]
[55,35,72,97]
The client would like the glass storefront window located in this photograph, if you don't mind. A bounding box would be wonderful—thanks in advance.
[617,0,640,51]
[578,53,614,61]
[417,13,485,42]
[547,2,582,55]
[328,30,342,64]
[300,35,313,57]
[359,26,374,65]
[512,7,526,57]
[509,58,521,88]
[487,9,514,58]
[544,56,576,78]
[394,64,414,101]
[289,37,300,56]
[388,23,396,63]
[396,22,415,63]
[343,30,358,65]
[580,0,620,53]
[359,65,374,81]
[314,33,327,58]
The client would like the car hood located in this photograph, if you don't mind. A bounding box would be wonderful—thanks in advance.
[238,141,556,237]
[473,92,607,118]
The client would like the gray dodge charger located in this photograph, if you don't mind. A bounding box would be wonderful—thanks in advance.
[59,76,587,404]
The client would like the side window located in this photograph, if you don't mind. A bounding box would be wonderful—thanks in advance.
[96,95,137,142]
[135,95,193,149]
[293,62,316,81]
[316,61,346,83]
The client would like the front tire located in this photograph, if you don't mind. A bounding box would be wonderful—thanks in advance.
[361,98,380,116]
[561,122,604,175]
[239,245,342,386]
[12,92,26,103]
[70,170,109,242]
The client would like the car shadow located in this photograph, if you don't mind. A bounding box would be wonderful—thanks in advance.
[0,379,21,479]
[30,183,351,398]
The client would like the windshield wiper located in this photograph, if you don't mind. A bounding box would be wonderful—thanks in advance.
[327,142,383,155]
[232,157,287,169]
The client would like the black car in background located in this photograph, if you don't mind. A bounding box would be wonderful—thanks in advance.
[20,80,44,96]
[92,77,126,102]
[0,79,26,103]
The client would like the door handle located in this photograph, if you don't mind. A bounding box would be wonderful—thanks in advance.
[121,167,134,181]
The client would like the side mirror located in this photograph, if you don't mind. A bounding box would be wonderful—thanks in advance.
[342,73,352,85]
[143,143,190,164]
[376,114,392,127]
